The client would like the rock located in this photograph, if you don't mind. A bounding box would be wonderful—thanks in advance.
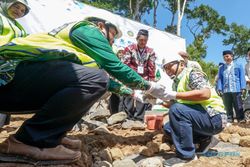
[89,108,111,120]
[159,143,171,152]
[92,125,111,135]
[110,148,124,160]
[92,151,101,162]
[140,146,155,156]
[243,156,250,167]
[239,136,250,147]
[81,119,107,130]
[107,112,127,125]
[99,148,113,163]
[147,142,160,153]
[153,134,165,144]
[93,161,112,167]
[122,119,146,130]
[139,157,163,167]
[139,142,160,157]
[228,133,241,145]
[113,159,137,167]
[219,133,231,142]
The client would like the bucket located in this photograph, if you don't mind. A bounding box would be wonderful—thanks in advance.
[145,115,163,130]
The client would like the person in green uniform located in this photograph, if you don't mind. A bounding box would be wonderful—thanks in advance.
[0,17,165,164]
[0,0,30,128]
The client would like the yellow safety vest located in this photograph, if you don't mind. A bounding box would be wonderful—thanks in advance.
[0,21,97,67]
[0,13,26,46]
[176,68,225,113]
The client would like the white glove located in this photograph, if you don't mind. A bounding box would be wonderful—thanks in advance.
[145,81,166,98]
[146,82,177,101]
[132,90,144,103]
[160,89,177,101]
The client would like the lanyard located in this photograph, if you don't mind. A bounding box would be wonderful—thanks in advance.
[136,46,146,64]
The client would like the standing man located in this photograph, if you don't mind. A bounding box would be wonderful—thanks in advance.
[217,50,246,123]
[123,29,156,122]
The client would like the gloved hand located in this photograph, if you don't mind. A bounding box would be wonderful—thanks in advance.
[132,90,145,103]
[162,89,177,101]
[132,90,158,104]
[145,81,166,98]
[146,82,177,101]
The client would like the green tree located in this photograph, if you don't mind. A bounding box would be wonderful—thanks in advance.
[79,0,153,22]
[185,5,229,59]
[223,23,250,59]
[162,0,195,34]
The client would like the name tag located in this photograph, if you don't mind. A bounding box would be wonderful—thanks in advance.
[137,65,144,74]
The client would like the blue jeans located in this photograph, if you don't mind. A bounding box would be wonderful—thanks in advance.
[163,103,223,159]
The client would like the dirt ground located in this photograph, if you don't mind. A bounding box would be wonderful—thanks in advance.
[0,115,250,167]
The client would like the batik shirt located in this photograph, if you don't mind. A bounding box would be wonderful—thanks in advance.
[123,43,156,81]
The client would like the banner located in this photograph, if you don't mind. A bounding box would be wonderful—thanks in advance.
[18,0,186,89]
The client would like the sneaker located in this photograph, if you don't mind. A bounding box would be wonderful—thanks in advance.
[61,137,82,150]
[196,136,219,154]
[0,135,81,165]
[163,155,198,167]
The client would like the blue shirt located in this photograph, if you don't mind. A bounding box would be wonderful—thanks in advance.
[217,62,246,93]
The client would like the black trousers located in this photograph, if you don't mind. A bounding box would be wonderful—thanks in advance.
[222,92,244,121]
[0,60,108,148]
[108,93,123,114]
[123,96,152,122]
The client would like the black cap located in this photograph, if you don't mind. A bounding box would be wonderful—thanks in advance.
[247,48,250,52]
[223,50,233,56]
[137,29,149,37]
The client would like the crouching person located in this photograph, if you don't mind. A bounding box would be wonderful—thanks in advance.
[156,55,227,165]
[0,16,165,165]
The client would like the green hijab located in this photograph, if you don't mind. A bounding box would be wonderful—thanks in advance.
[0,0,30,19]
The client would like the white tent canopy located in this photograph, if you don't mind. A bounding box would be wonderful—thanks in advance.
[18,0,186,90]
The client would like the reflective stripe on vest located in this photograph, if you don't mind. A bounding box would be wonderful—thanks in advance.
[0,13,26,46]
[0,21,97,68]
[177,68,225,113]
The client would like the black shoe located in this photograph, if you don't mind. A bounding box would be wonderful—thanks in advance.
[196,136,219,154]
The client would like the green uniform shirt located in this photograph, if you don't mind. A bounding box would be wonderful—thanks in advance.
[69,25,149,94]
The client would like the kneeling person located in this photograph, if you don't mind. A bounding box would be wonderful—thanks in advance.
[158,55,227,163]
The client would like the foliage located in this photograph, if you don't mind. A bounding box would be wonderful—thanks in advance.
[223,23,250,59]
[79,0,153,21]
[77,0,249,82]
[185,5,229,59]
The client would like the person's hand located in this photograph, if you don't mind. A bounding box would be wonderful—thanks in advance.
[132,90,158,104]
[132,90,144,103]
[217,90,223,97]
[160,89,177,101]
[241,89,247,100]
[146,82,177,101]
[146,81,166,99]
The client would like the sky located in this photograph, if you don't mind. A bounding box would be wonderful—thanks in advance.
[144,0,250,66]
